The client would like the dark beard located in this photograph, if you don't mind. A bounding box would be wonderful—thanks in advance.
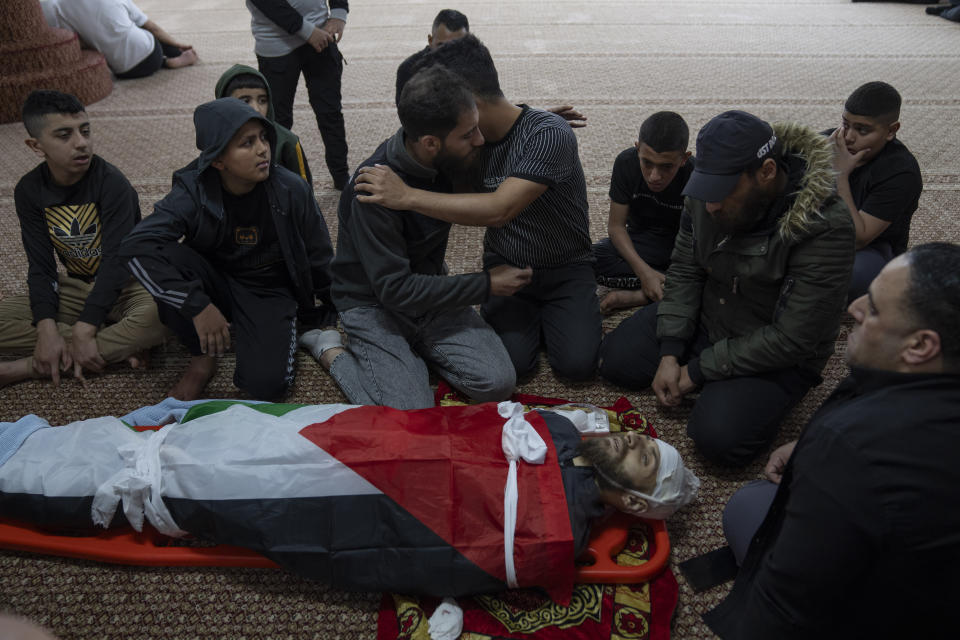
[715,187,774,235]
[436,144,489,192]
[575,437,637,491]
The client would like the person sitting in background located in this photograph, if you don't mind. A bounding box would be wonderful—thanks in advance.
[594,111,693,312]
[394,10,587,127]
[214,64,313,186]
[395,9,470,106]
[40,0,197,79]
[827,81,922,301]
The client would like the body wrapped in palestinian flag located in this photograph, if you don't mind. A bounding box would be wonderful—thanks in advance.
[0,402,603,603]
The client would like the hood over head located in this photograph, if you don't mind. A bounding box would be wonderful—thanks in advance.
[193,97,276,173]
[214,64,276,121]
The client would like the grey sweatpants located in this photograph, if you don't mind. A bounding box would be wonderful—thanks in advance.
[329,305,516,409]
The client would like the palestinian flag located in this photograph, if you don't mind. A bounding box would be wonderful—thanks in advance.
[0,401,578,603]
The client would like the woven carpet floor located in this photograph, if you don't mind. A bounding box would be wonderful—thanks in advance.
[1,0,959,637]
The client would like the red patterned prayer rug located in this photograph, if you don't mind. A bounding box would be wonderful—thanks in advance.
[373,385,679,640]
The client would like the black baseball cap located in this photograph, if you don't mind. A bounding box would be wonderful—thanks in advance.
[682,110,778,203]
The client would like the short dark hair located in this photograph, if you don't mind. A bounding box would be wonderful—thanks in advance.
[433,9,469,32]
[903,242,960,371]
[398,66,476,141]
[639,111,689,154]
[417,34,503,101]
[222,73,267,97]
[845,81,901,124]
[22,90,85,137]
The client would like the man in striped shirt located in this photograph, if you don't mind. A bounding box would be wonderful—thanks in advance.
[355,35,600,382]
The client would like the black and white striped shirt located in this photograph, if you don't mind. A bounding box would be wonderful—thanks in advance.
[481,106,592,268]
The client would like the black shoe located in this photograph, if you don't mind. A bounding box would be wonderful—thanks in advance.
[332,174,350,191]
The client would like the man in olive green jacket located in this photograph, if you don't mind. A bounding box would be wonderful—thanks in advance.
[600,110,854,466]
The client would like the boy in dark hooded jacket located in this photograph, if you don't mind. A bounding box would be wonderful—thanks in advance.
[214,64,312,186]
[120,97,335,401]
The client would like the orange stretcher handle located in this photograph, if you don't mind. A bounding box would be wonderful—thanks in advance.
[575,510,670,583]
[0,518,278,568]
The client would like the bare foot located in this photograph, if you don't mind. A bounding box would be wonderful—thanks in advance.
[168,355,216,400]
[164,48,198,69]
[0,358,35,388]
[127,350,150,370]
[320,346,345,371]
[599,289,649,314]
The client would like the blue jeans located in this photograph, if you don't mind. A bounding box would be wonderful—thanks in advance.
[330,305,515,409]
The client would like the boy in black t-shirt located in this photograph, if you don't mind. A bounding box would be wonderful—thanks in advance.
[593,112,693,312]
[828,81,922,300]
[0,91,165,388]
[120,98,335,401]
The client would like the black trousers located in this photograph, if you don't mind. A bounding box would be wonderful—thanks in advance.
[599,303,819,466]
[481,261,601,381]
[257,43,349,183]
[150,244,299,400]
[116,36,182,79]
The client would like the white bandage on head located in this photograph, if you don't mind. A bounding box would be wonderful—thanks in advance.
[593,437,700,520]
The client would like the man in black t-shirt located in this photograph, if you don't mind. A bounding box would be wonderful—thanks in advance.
[0,91,165,388]
[120,98,335,401]
[827,81,922,301]
[593,112,693,313]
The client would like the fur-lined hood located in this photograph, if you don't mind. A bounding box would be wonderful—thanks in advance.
[773,122,836,244]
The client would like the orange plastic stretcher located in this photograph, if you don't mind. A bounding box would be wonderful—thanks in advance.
[0,418,670,585]
[0,510,668,584]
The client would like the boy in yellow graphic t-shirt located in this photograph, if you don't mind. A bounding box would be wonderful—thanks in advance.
[0,91,166,388]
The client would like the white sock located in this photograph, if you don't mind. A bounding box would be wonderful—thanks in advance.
[298,329,343,361]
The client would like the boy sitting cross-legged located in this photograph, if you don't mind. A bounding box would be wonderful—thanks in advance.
[594,112,693,313]
[120,97,336,401]
[0,90,166,388]
[215,64,313,186]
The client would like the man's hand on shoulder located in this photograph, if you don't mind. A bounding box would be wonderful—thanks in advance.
[70,321,106,385]
[546,105,587,128]
[33,319,71,387]
[764,440,798,484]
[488,264,533,296]
[193,303,231,356]
[355,165,412,210]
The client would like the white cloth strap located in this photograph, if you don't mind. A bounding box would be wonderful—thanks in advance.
[498,401,547,588]
[91,424,187,537]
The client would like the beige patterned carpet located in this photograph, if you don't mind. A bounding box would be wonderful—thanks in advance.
[1,0,959,637]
